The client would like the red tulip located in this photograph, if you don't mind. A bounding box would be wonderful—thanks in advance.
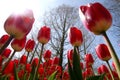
[25,39,35,52]
[62,71,69,80]
[52,57,59,66]
[56,66,62,76]
[67,49,73,63]
[95,44,111,61]
[18,70,24,78]
[37,26,50,44]
[84,53,94,66]
[11,37,26,51]
[0,55,3,66]
[3,61,14,75]
[26,63,31,73]
[9,75,15,80]
[79,2,112,35]
[97,65,109,75]
[38,67,44,75]
[80,62,84,70]
[0,34,10,48]
[1,48,11,58]
[84,68,94,78]
[112,71,119,80]
[43,50,51,61]
[68,27,83,46]
[20,55,27,65]
[4,9,35,39]
[13,59,19,67]
[32,58,39,66]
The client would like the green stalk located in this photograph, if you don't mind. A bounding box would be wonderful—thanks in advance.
[33,44,44,80]
[26,52,30,63]
[102,32,120,79]
[106,61,114,80]
[2,50,16,72]
[0,35,14,54]
[29,42,39,64]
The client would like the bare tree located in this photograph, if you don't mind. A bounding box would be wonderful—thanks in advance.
[42,4,80,67]
[41,4,98,69]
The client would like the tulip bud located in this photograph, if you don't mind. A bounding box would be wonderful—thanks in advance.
[26,63,31,73]
[18,70,24,78]
[0,34,10,48]
[68,27,83,46]
[20,55,27,65]
[97,65,110,75]
[79,2,112,35]
[1,48,11,58]
[11,37,26,51]
[37,26,50,44]
[9,75,15,80]
[95,44,111,61]
[0,55,3,66]
[13,59,19,67]
[112,71,119,80]
[32,58,39,66]
[80,62,84,70]
[84,53,94,66]
[52,57,59,66]
[67,49,73,63]
[3,61,14,75]
[38,67,44,75]
[62,71,69,80]
[43,50,51,61]
[25,39,35,52]
[84,68,94,78]
[4,9,34,39]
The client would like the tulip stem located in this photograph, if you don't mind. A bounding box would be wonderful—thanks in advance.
[29,42,39,64]
[76,46,80,60]
[26,52,30,63]
[0,35,14,54]
[2,50,16,72]
[102,32,120,78]
[106,61,114,80]
[33,44,44,80]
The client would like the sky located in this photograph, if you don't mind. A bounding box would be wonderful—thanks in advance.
[0,0,104,36]
[0,0,120,58]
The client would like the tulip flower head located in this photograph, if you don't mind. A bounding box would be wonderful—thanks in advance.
[19,55,27,65]
[79,2,112,35]
[25,39,35,52]
[1,48,11,58]
[52,57,59,66]
[4,9,35,39]
[68,27,83,47]
[67,49,73,63]
[32,58,39,66]
[11,37,26,51]
[3,61,14,75]
[97,65,110,75]
[84,53,94,66]
[37,26,51,44]
[95,44,111,61]
[0,34,10,48]
[43,50,51,61]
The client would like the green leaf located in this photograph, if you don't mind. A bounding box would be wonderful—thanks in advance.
[29,65,37,80]
[73,47,83,80]
[86,74,105,80]
[48,71,57,80]
[14,64,19,80]
[0,75,8,80]
[68,59,77,80]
